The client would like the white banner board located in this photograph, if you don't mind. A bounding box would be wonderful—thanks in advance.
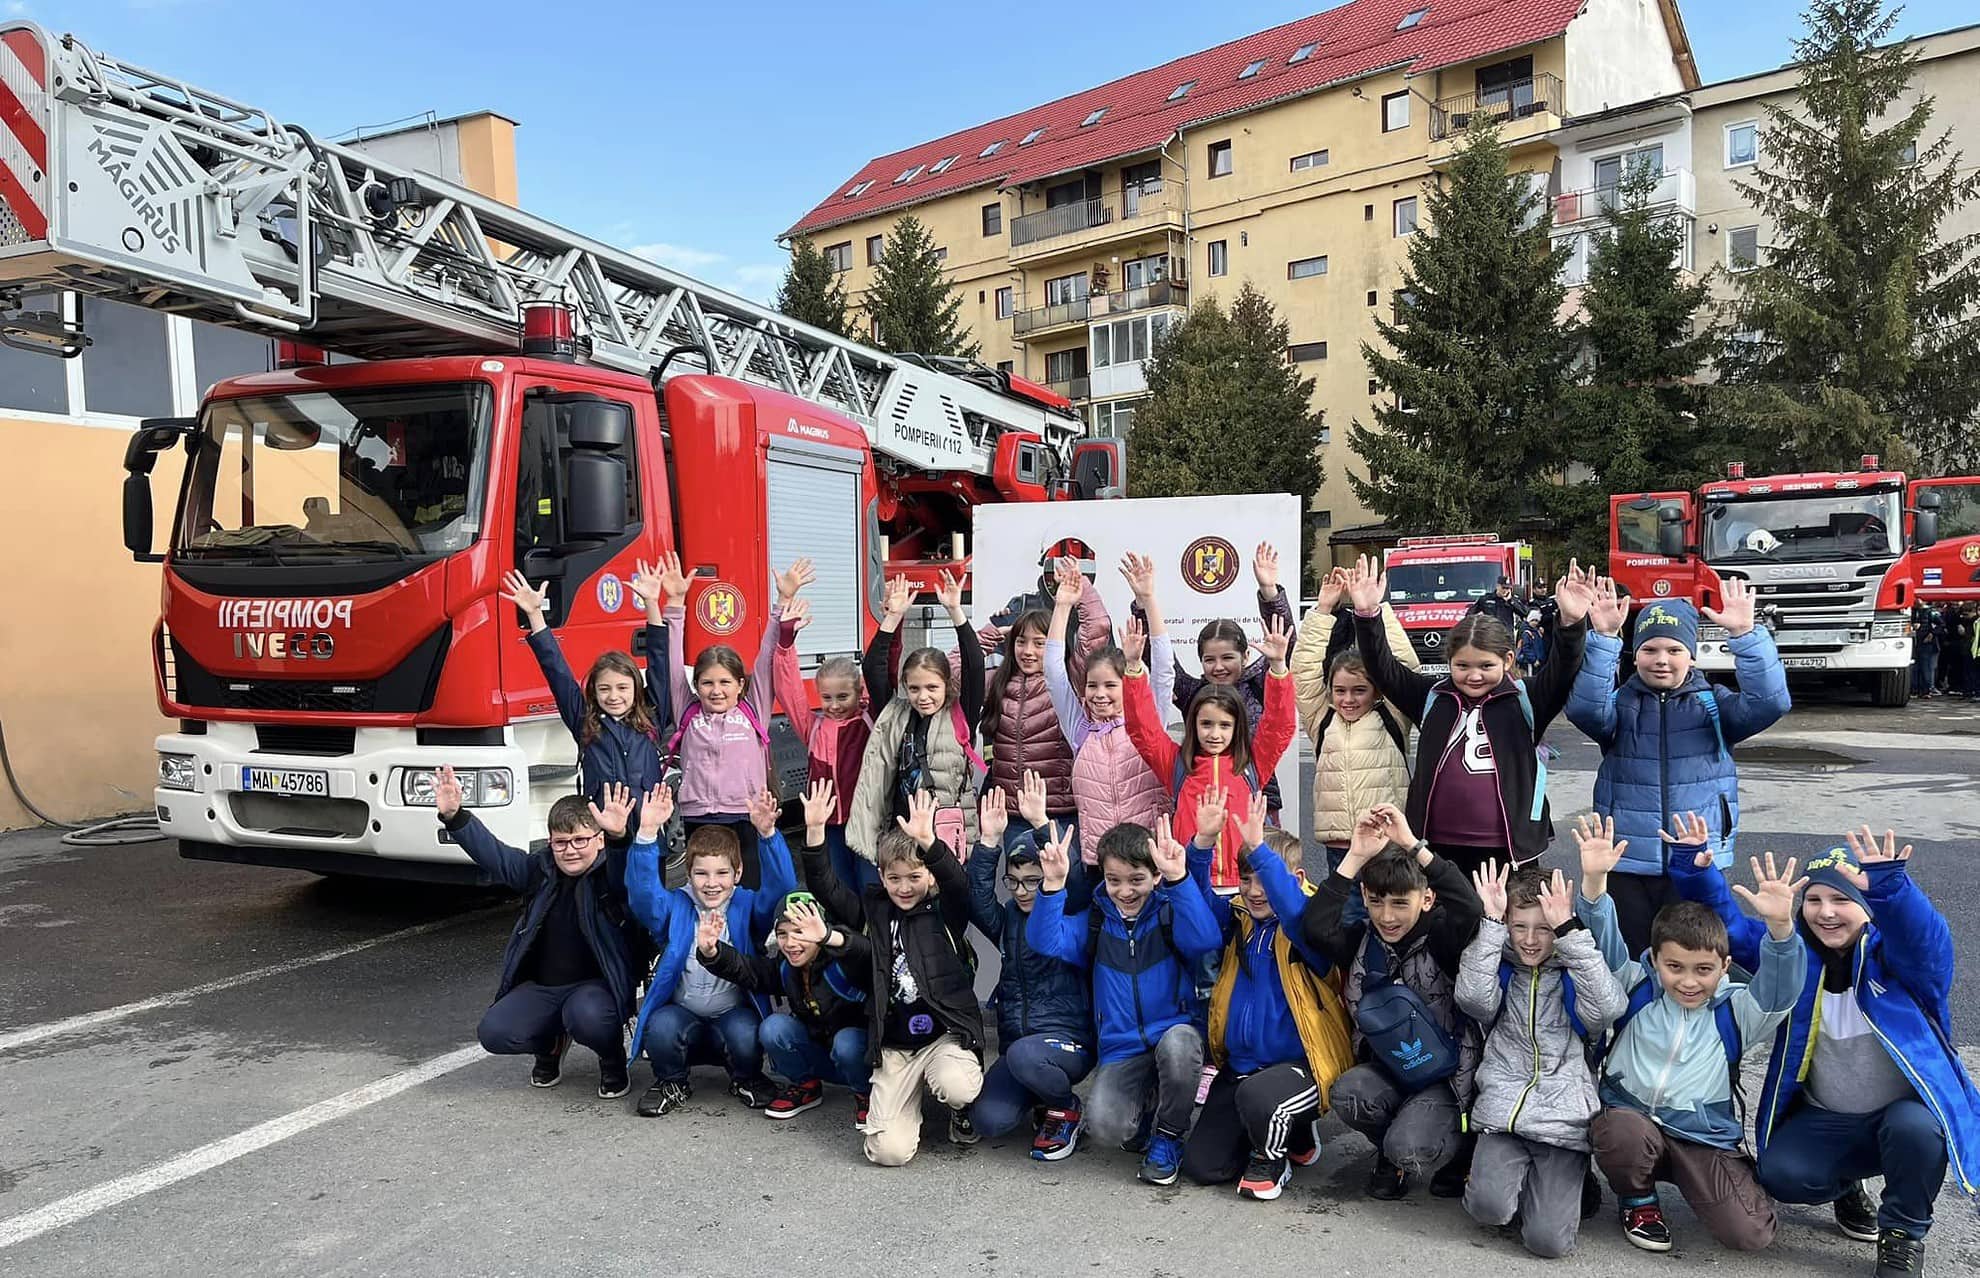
[972,493,1304,833]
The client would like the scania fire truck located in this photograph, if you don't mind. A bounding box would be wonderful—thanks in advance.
[1382,535,1534,673]
[1608,459,1980,707]
[0,22,1121,880]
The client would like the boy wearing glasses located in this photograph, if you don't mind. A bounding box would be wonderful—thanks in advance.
[436,766,637,1099]
[967,779,1096,1160]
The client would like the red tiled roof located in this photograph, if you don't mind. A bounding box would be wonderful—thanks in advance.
[784,0,1583,238]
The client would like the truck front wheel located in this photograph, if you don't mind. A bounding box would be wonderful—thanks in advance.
[1871,668,1911,708]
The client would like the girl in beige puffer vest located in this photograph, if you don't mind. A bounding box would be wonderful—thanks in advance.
[1304,649,1412,874]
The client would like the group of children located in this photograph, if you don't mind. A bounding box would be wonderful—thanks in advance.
[432,544,1974,1275]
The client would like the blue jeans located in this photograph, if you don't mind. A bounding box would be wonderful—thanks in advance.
[822,823,878,894]
[640,1003,761,1084]
[760,1012,870,1092]
[1913,647,1938,694]
[477,980,623,1064]
[971,1033,1095,1136]
[1759,1099,1949,1238]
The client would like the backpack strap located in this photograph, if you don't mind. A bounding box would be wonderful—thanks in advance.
[1494,960,1591,1042]
[1374,704,1410,757]
[736,698,769,747]
[1515,680,1546,823]
[665,701,703,761]
[1699,688,1726,757]
[950,701,986,775]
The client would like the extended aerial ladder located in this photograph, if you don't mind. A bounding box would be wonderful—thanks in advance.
[0,21,1084,477]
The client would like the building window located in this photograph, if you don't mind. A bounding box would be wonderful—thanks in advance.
[1393,196,1419,236]
[1288,341,1328,361]
[934,246,948,263]
[844,180,873,199]
[1364,203,1374,220]
[1045,272,1089,307]
[867,235,885,265]
[1045,348,1088,384]
[1725,121,1758,168]
[1290,149,1329,171]
[1366,290,1379,306]
[1045,178,1087,209]
[824,242,852,273]
[1208,139,1233,178]
[1290,42,1318,64]
[0,291,72,413]
[192,320,274,393]
[1367,379,1380,395]
[982,202,1003,236]
[1168,80,1196,101]
[929,154,959,174]
[1728,225,1760,272]
[996,360,1014,376]
[1208,240,1228,277]
[894,164,923,185]
[980,139,1006,158]
[81,296,172,417]
[1093,313,1173,369]
[1239,59,1267,80]
[995,287,1014,319]
[1021,126,1047,146]
[1900,138,1918,166]
[1092,398,1142,438]
[1382,91,1410,132]
[1318,426,1332,444]
[1594,145,1664,198]
[1121,159,1164,215]
[1082,108,1108,127]
[1288,255,1328,280]
[1312,510,1333,530]
[1397,7,1429,30]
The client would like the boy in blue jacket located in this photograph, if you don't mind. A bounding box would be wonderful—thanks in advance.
[1568,576,1790,953]
[969,781,1096,1162]
[438,767,636,1099]
[625,783,795,1118]
[1029,816,1222,1187]
[1672,822,1980,1278]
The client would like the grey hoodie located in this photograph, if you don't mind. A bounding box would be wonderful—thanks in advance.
[1456,918,1627,1152]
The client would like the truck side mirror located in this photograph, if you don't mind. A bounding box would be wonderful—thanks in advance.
[123,473,156,559]
[1912,509,1939,551]
[121,417,195,563]
[1655,504,1689,559]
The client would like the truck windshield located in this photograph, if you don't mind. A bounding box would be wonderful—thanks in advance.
[1387,560,1501,604]
[175,383,492,561]
[1703,490,1901,563]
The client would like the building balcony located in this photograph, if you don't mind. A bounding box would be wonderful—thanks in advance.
[1093,278,1187,316]
[1430,73,1565,152]
[1089,361,1148,400]
[1552,167,1696,226]
[1013,296,1094,338]
[1009,186,1185,263]
[1047,376,1091,400]
[1555,217,1696,289]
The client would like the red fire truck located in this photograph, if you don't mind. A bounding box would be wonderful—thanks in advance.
[1382,535,1534,673]
[1608,459,1980,707]
[0,23,1120,879]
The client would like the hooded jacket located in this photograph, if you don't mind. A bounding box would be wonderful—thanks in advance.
[1456,917,1627,1151]
[1045,632,1174,864]
[770,634,871,826]
[1580,886,1804,1150]
[983,580,1111,814]
[1567,627,1791,875]
[966,833,1093,1047]
[524,623,669,813]
[1670,853,1980,1195]
[1353,608,1586,863]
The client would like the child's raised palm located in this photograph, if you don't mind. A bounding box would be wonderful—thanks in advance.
[500,570,548,615]
[1841,825,1913,891]
[1346,555,1387,612]
[1573,813,1627,878]
[1053,557,1084,607]
[1252,541,1280,593]
[1732,852,1807,932]
[1588,577,1628,636]
[801,779,836,831]
[747,787,780,838]
[630,559,666,611]
[1538,869,1575,929]
[695,907,724,956]
[1236,799,1266,855]
[934,570,964,615]
[637,783,673,841]
[1473,858,1511,921]
[1346,808,1388,869]
[1037,827,1070,892]
[1017,769,1049,830]
[587,782,634,837]
[1554,561,1596,626]
[1194,780,1229,844]
[1118,551,1157,602]
[898,790,937,849]
[434,765,464,819]
[1702,577,1756,638]
[1150,816,1187,882]
[775,557,814,602]
[882,574,912,620]
[977,789,1008,846]
[1316,567,1347,615]
[783,597,812,631]
[1256,615,1291,669]
[1122,615,1147,666]
[785,898,830,945]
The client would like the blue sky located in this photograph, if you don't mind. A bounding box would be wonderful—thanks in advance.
[23,0,1977,301]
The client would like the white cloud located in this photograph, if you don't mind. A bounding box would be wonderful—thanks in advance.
[3,2,30,16]
[732,263,783,287]
[628,242,726,272]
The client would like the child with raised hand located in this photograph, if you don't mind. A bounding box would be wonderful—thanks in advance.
[849,570,986,865]
[769,559,876,893]
[801,787,983,1165]
[1669,821,1980,1276]
[1573,812,1805,1255]
[981,555,1112,850]
[1567,576,1791,954]
[1181,796,1355,1201]
[1291,563,1419,698]
[1301,803,1484,1201]
[1123,597,1295,894]
[623,781,796,1118]
[1040,554,1171,868]
[437,766,637,1099]
[1299,642,1412,877]
[500,567,670,857]
[1343,554,1593,876]
[966,797,1096,1161]
[1456,861,1625,1258]
[692,778,875,1125]
[1027,815,1222,1186]
[641,551,793,891]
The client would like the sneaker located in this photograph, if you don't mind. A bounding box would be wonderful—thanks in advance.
[1031,1106,1083,1162]
[1138,1132,1183,1186]
[1120,1106,1155,1155]
[596,1057,631,1099]
[529,1034,570,1088]
[1429,1154,1470,1198]
[1288,1117,1323,1168]
[948,1108,980,1146]
[1365,1154,1407,1201]
[1238,1153,1292,1201]
[636,1078,691,1117]
[853,1092,870,1127]
[1581,1169,1604,1220]
[1875,1229,1926,1276]
[729,1076,777,1110]
[1622,1203,1674,1253]
[765,1079,824,1120]
[1834,1180,1879,1242]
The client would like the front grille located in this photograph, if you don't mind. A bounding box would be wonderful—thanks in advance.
[254,726,357,756]
[228,792,369,838]
[1408,631,1445,662]
[223,680,377,713]
[170,624,450,715]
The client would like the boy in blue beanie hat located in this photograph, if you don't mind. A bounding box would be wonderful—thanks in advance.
[1566,576,1791,953]
[1671,824,1980,1278]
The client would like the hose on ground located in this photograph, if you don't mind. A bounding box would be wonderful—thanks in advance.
[0,717,162,846]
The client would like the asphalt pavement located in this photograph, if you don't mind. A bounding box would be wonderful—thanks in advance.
[2,691,1977,1276]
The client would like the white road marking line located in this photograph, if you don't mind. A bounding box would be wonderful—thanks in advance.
[0,912,492,1053]
[1754,729,1980,754]
[0,1044,488,1251]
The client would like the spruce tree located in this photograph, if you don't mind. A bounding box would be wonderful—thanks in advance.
[1349,122,1579,533]
[1720,0,1980,471]
[1128,283,1325,502]
[863,214,978,358]
[1546,165,1729,561]
[774,238,851,337]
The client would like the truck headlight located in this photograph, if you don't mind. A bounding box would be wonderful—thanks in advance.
[1870,620,1907,638]
[401,767,514,807]
[158,753,197,792]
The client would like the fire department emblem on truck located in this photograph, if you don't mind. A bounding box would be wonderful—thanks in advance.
[1181,537,1240,593]
[698,582,745,636]
[1964,543,1980,566]
[596,573,624,614]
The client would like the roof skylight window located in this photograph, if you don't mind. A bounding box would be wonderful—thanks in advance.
[1168,80,1196,101]
[1397,7,1429,30]
[1081,108,1108,127]
[1239,59,1267,79]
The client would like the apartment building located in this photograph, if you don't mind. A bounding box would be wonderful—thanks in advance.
[783,0,1698,549]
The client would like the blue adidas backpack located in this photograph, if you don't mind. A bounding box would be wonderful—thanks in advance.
[1355,935,1460,1092]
